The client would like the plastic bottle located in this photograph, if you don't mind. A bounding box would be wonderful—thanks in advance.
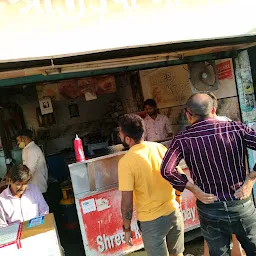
[74,134,86,162]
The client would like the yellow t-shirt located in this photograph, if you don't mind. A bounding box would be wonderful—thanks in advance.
[118,141,178,222]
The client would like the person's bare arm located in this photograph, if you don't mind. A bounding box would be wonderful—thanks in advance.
[186,182,217,204]
[121,191,133,246]
[175,166,184,204]
[234,170,256,200]
[121,191,133,228]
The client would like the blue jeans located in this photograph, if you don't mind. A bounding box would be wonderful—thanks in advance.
[197,196,256,256]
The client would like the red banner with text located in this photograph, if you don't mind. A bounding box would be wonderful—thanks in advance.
[78,168,199,255]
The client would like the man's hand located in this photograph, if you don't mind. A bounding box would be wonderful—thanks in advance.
[124,231,133,246]
[234,177,254,200]
[175,194,182,205]
[121,191,133,232]
[175,188,182,206]
[186,182,217,204]
[195,189,217,204]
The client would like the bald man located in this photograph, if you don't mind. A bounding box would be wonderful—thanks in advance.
[161,93,256,256]
[205,92,243,256]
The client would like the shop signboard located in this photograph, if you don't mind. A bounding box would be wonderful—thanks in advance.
[78,189,143,256]
[0,0,256,62]
[78,167,199,255]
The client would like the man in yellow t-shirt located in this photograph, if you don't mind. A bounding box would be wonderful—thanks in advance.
[118,114,184,256]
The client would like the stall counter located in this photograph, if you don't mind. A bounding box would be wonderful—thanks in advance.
[69,147,200,256]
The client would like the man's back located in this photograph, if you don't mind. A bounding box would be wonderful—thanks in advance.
[162,119,256,201]
[118,141,178,221]
[22,141,48,193]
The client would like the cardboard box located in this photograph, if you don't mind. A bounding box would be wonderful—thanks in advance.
[0,213,63,256]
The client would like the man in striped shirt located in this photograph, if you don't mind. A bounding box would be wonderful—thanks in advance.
[161,93,256,256]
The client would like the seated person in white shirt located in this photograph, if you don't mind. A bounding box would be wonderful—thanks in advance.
[143,99,173,142]
[0,165,49,228]
[16,129,48,196]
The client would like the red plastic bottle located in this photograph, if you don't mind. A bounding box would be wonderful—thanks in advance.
[74,134,86,162]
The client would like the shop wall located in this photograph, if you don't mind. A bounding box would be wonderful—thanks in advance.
[139,58,241,135]
[0,73,139,155]
[44,74,139,154]
[248,46,256,98]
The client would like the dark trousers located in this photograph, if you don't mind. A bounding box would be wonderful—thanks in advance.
[138,210,184,256]
[197,196,256,256]
[42,182,62,214]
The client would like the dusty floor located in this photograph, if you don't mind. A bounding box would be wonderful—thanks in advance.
[184,237,204,256]
[128,237,204,256]
[61,230,205,256]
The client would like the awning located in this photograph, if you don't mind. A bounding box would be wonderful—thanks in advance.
[1,0,256,65]
[0,36,256,83]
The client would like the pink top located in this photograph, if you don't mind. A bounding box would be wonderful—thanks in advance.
[144,114,172,141]
[0,184,49,228]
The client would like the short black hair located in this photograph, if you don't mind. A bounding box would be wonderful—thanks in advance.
[16,129,33,139]
[118,114,144,142]
[143,99,157,109]
[9,165,32,183]
[207,92,218,109]
[186,93,213,118]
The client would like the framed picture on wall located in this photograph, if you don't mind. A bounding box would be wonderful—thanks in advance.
[39,97,53,115]
[68,104,79,118]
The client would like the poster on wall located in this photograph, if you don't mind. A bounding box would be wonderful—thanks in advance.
[215,58,237,99]
[140,65,192,108]
[38,76,116,101]
[248,123,256,170]
[140,59,237,109]
[95,76,116,95]
[235,51,256,123]
[58,79,83,100]
[247,123,256,198]
[78,78,97,101]
[37,83,60,101]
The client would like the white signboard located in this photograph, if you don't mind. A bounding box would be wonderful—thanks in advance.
[0,0,256,62]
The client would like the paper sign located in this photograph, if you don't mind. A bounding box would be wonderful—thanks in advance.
[95,198,111,212]
[140,65,192,108]
[81,199,96,214]
[0,223,20,248]
[84,84,97,101]
[217,60,233,80]
[39,97,53,115]
[27,216,45,228]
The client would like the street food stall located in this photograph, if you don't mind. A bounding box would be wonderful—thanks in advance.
[0,1,256,255]
[69,153,199,255]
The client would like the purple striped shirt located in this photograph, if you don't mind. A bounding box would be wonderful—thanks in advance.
[161,118,256,201]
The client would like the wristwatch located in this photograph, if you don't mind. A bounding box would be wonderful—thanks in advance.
[123,225,131,232]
